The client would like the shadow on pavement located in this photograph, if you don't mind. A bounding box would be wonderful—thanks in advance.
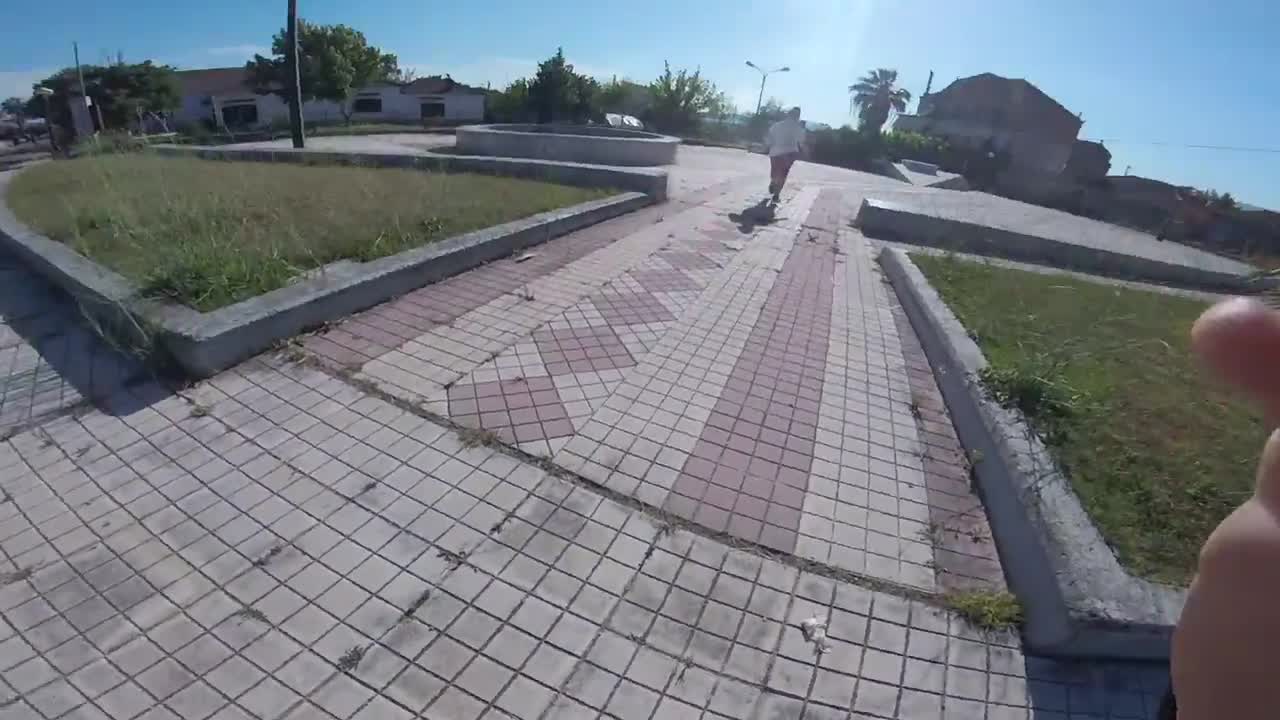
[727,198,777,234]
[0,248,165,435]
[1024,654,1170,718]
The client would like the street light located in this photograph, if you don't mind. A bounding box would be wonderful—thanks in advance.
[745,61,790,114]
[33,86,58,152]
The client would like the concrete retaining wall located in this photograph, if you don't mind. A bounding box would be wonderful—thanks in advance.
[0,155,654,377]
[457,124,679,167]
[154,145,670,201]
[880,247,1183,660]
[858,198,1269,293]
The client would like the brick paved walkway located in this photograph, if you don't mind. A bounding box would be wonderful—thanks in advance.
[312,176,993,593]
[0,146,1168,719]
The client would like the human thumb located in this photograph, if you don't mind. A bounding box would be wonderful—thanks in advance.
[1191,297,1280,428]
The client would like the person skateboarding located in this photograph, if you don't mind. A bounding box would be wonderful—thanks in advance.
[765,106,805,203]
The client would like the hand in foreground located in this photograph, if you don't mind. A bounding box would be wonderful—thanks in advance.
[1172,298,1280,719]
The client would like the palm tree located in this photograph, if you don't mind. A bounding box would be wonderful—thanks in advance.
[848,68,911,136]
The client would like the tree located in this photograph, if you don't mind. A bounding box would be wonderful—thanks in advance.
[527,48,598,123]
[487,79,532,123]
[598,78,651,117]
[25,62,179,130]
[246,20,400,124]
[2,97,24,117]
[1196,188,1238,212]
[849,68,911,136]
[571,74,600,124]
[645,62,726,135]
[748,97,787,140]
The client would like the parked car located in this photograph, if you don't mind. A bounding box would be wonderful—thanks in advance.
[602,113,644,130]
[0,118,46,145]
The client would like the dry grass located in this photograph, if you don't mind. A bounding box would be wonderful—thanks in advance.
[8,153,610,311]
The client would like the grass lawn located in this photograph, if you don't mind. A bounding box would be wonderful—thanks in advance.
[913,253,1266,585]
[8,153,611,311]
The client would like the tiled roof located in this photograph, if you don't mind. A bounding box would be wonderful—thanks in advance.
[173,67,255,97]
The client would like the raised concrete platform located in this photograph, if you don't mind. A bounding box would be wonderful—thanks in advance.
[0,153,656,378]
[457,124,680,167]
[880,248,1181,661]
[892,163,970,190]
[857,196,1268,292]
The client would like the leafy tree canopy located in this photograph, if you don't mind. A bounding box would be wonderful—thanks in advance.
[645,62,727,134]
[849,67,910,136]
[24,61,179,129]
[246,20,401,121]
[527,48,597,123]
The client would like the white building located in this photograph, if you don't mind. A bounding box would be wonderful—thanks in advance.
[173,67,486,129]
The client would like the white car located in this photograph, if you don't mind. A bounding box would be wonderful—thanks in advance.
[602,113,645,130]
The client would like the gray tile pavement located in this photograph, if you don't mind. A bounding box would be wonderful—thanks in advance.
[0,355,1167,719]
[0,143,1178,718]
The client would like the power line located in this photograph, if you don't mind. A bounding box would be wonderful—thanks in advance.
[1085,139,1280,154]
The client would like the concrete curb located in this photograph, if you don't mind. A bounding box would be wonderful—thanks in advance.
[0,162,652,378]
[879,247,1182,661]
[859,198,1272,294]
[154,144,670,201]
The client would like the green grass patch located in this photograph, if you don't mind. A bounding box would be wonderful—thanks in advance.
[944,590,1023,630]
[8,153,610,311]
[913,253,1264,585]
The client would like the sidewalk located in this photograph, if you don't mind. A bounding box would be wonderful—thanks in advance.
[0,152,1167,719]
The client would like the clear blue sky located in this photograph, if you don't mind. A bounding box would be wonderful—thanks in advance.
[3,0,1277,208]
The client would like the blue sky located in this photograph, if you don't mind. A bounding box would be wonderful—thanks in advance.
[3,0,1277,208]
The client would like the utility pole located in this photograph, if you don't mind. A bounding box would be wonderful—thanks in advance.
[73,42,105,131]
[285,0,306,148]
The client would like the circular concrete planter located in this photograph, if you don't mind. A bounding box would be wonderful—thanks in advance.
[456,124,679,166]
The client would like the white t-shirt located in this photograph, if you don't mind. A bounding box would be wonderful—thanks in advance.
[766,118,805,157]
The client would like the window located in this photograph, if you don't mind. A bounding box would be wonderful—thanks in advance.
[420,102,446,119]
[220,102,258,128]
[353,96,382,113]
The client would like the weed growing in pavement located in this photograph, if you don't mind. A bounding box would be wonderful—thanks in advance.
[336,645,366,672]
[944,590,1023,630]
[233,606,269,624]
[458,427,500,449]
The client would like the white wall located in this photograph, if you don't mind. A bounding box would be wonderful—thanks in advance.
[175,85,485,128]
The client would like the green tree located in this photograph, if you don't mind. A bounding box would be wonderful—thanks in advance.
[487,79,532,123]
[528,48,598,123]
[246,20,401,123]
[748,97,787,140]
[598,78,651,117]
[25,62,179,129]
[2,97,24,116]
[571,74,600,124]
[1196,189,1237,212]
[645,62,726,135]
[848,68,911,136]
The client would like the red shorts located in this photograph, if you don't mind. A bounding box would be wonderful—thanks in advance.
[770,152,799,178]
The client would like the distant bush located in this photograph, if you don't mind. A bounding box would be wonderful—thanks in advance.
[881,129,952,165]
[807,126,881,171]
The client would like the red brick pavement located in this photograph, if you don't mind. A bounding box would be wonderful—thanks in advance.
[662,189,843,553]
[303,179,750,370]
[889,300,1007,590]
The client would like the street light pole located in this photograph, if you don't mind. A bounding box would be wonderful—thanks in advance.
[745,61,790,114]
[285,0,305,148]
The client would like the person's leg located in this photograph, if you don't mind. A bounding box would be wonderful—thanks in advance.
[769,154,784,196]
[774,152,798,199]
